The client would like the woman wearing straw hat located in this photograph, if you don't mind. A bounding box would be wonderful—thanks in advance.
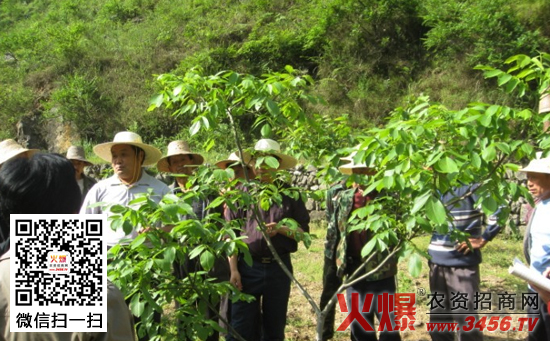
[0,139,38,168]
[225,138,310,341]
[66,145,97,204]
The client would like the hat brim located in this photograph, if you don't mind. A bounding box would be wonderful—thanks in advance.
[519,165,550,174]
[339,164,377,175]
[157,153,205,173]
[94,142,162,166]
[216,151,252,169]
[67,157,93,167]
[0,148,39,165]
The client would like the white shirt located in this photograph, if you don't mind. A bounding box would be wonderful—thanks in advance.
[80,171,170,246]
[530,198,550,274]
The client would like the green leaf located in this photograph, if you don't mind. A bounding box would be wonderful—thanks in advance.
[264,156,280,169]
[483,69,502,78]
[190,120,201,135]
[481,145,496,161]
[129,294,145,317]
[360,238,378,258]
[411,191,431,214]
[110,205,127,214]
[436,157,459,173]
[265,99,280,116]
[261,124,272,138]
[164,246,176,264]
[149,94,164,108]
[200,250,215,271]
[497,73,512,86]
[173,85,183,96]
[408,252,423,277]
[471,152,481,168]
[382,176,394,189]
[131,233,146,249]
[481,196,498,215]
[425,197,447,225]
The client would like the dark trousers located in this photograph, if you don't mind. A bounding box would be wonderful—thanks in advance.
[320,255,343,340]
[428,263,482,341]
[226,254,292,341]
[346,275,402,341]
[527,289,550,341]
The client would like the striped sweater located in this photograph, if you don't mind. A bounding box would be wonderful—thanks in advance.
[428,184,501,267]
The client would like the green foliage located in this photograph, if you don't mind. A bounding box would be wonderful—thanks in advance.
[106,172,252,340]
[0,0,549,143]
[46,73,120,141]
[422,0,549,66]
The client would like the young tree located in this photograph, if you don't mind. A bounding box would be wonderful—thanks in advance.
[110,54,550,340]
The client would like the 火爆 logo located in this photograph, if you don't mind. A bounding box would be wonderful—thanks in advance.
[46,251,71,273]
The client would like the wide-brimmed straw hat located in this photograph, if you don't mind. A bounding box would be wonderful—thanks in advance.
[242,139,297,170]
[157,140,204,172]
[93,131,162,166]
[215,151,252,169]
[338,149,376,175]
[66,146,93,166]
[519,157,550,174]
[0,139,39,165]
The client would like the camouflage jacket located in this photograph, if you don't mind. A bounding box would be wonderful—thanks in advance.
[325,185,397,281]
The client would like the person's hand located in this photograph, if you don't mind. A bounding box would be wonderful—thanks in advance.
[265,222,278,237]
[138,226,152,234]
[543,267,550,279]
[456,237,487,254]
[230,271,242,291]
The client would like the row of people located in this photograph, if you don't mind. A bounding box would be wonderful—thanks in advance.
[2,131,549,341]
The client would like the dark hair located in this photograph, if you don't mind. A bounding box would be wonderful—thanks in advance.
[0,153,81,243]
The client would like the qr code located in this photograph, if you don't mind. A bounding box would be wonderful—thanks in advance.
[10,214,107,332]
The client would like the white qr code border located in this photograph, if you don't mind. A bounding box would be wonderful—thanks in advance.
[10,214,107,332]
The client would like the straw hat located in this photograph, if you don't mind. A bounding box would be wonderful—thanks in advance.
[519,157,550,174]
[157,140,204,173]
[66,146,93,166]
[0,139,39,166]
[540,88,550,114]
[242,138,297,170]
[93,131,162,166]
[338,149,376,175]
[215,151,252,169]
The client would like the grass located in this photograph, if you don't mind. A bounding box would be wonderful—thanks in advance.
[286,222,530,340]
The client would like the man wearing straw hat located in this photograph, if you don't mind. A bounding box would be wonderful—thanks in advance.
[66,145,97,203]
[328,149,401,341]
[0,139,38,168]
[519,157,550,341]
[157,140,205,190]
[225,138,309,341]
[158,140,229,341]
[80,131,169,340]
[80,131,170,246]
